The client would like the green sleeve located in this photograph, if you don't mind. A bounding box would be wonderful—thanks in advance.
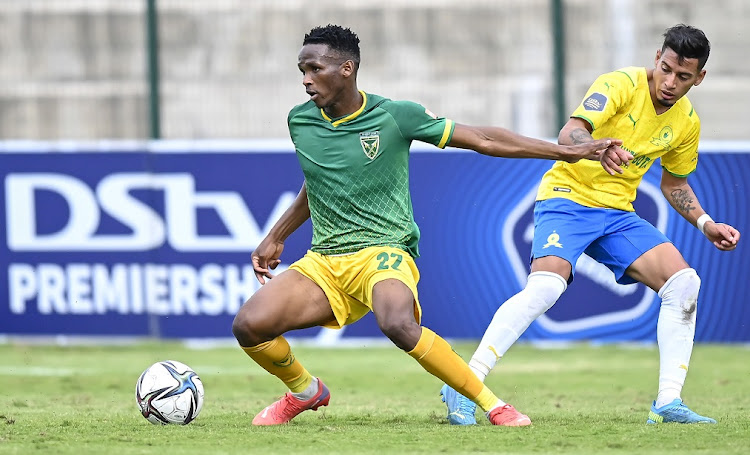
[382,100,455,148]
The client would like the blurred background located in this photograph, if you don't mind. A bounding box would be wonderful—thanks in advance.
[1,0,748,343]
[2,0,748,141]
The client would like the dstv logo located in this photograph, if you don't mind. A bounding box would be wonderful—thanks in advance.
[5,173,295,252]
[502,181,668,335]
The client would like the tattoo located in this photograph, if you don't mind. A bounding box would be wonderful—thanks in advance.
[670,189,696,214]
[569,128,592,145]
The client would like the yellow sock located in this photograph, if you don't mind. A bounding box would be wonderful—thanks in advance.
[407,327,500,412]
[474,386,500,412]
[241,336,313,393]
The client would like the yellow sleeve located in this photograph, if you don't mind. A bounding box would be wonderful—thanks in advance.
[661,116,700,177]
[570,70,636,132]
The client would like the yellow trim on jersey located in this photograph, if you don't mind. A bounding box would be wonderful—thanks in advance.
[437,119,454,148]
[320,90,368,127]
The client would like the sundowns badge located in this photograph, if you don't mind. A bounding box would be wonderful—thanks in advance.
[359,131,380,159]
[650,125,674,152]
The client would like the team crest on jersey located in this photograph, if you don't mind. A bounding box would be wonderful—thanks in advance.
[650,126,674,152]
[360,131,380,159]
[582,93,607,111]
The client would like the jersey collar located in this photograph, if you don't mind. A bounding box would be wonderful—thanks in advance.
[321,91,367,127]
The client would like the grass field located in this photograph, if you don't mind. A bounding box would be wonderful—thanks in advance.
[0,341,748,454]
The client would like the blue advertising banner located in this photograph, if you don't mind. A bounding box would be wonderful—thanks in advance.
[1,141,748,342]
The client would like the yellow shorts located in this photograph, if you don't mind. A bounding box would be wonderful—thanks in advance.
[289,246,422,329]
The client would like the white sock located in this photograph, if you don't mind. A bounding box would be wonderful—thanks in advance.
[655,268,700,409]
[468,271,567,381]
[487,398,507,412]
[291,377,319,401]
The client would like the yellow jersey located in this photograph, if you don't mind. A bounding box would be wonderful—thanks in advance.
[536,67,700,211]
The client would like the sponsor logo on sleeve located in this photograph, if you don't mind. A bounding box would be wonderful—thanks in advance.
[582,93,608,111]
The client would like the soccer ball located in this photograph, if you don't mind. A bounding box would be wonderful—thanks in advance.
[135,360,204,425]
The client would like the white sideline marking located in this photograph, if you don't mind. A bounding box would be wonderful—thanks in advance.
[0,366,79,376]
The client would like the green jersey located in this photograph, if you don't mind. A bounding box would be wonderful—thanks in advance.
[288,91,455,257]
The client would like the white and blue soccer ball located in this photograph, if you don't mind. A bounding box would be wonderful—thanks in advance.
[135,360,204,425]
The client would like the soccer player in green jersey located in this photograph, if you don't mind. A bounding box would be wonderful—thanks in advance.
[441,24,741,426]
[231,24,622,426]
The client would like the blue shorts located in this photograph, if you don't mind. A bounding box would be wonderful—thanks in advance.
[530,198,671,285]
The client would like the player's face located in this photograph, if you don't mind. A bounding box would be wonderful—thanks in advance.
[297,44,352,110]
[652,47,706,108]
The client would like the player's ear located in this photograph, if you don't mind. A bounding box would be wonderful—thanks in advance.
[654,49,662,66]
[694,69,706,87]
[341,60,355,78]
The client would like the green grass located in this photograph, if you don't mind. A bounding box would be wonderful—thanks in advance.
[0,341,748,454]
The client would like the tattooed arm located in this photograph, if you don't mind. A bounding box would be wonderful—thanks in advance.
[661,171,701,220]
[661,170,740,251]
[558,117,631,175]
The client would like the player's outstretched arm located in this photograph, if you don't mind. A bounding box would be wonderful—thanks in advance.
[558,117,632,175]
[660,171,740,251]
[251,182,311,284]
[448,123,620,163]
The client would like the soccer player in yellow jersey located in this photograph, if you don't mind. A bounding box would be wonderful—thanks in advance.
[442,24,741,425]
[230,24,622,426]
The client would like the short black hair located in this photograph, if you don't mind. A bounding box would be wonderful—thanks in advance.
[303,24,361,66]
[662,24,710,70]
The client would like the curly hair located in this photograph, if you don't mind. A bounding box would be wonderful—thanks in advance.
[303,24,361,66]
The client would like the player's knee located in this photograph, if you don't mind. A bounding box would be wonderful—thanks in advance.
[659,268,700,317]
[231,310,256,347]
[523,271,567,312]
[231,300,274,347]
[377,317,420,351]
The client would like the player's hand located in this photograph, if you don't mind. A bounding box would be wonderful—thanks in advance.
[599,143,633,175]
[703,222,740,251]
[565,138,623,164]
[251,237,284,284]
